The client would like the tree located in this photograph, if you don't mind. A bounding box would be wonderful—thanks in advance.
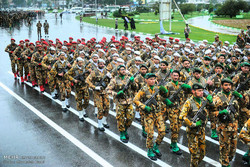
[215,0,249,18]
[12,0,26,7]
[179,4,196,15]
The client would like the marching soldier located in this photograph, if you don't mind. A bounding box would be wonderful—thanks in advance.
[66,57,90,121]
[86,59,112,131]
[213,78,244,167]
[36,21,42,39]
[134,73,170,161]
[5,38,18,79]
[43,20,49,37]
[106,65,137,143]
[232,62,250,131]
[237,29,246,49]
[42,47,59,99]
[13,40,27,83]
[49,52,72,111]
[22,42,36,82]
[180,83,213,167]
[164,70,191,155]
[31,45,46,92]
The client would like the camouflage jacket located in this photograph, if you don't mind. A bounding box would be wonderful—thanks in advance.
[5,43,18,58]
[239,118,250,146]
[65,65,89,88]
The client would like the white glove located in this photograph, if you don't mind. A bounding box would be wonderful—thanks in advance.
[196,57,202,62]
[212,56,217,61]
[106,72,112,78]
[95,86,101,91]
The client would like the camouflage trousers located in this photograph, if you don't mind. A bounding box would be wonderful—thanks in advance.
[17,60,29,77]
[116,103,134,132]
[10,57,17,74]
[57,79,71,101]
[161,103,168,121]
[218,130,237,166]
[48,71,56,92]
[29,63,36,81]
[168,109,182,143]
[35,67,46,86]
[44,28,49,34]
[93,92,110,120]
[75,86,89,111]
[144,112,166,148]
[187,128,206,167]
[208,110,217,130]
[139,108,145,126]
[239,107,250,129]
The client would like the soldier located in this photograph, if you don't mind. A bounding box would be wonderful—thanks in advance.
[133,73,170,160]
[213,78,244,167]
[43,20,49,37]
[246,25,250,43]
[184,24,191,39]
[50,52,72,111]
[237,29,246,49]
[86,59,112,131]
[232,62,250,131]
[42,47,59,99]
[134,64,148,134]
[164,70,192,155]
[36,21,42,38]
[200,56,212,77]
[188,68,207,88]
[31,45,46,92]
[214,34,223,48]
[239,118,250,165]
[169,52,182,71]
[180,83,213,167]
[22,42,36,81]
[180,59,192,82]
[5,38,18,79]
[13,40,26,83]
[66,57,90,121]
[106,65,137,142]
[148,56,161,73]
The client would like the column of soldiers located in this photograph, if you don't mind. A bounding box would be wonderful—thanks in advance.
[5,34,250,167]
[0,11,37,28]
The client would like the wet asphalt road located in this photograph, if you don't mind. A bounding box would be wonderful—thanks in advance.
[0,13,248,167]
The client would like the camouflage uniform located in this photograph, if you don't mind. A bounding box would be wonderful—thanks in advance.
[180,96,209,167]
[31,51,46,86]
[213,91,241,166]
[5,43,18,74]
[13,46,28,78]
[66,65,90,111]
[239,118,250,165]
[232,72,250,129]
[188,76,207,88]
[86,68,110,120]
[24,49,37,85]
[106,75,137,132]
[50,60,71,100]
[133,85,166,149]
[200,64,212,77]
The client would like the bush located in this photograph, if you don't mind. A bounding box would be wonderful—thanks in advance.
[136,6,150,13]
[179,4,196,15]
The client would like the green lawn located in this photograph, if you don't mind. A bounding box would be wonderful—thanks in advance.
[76,16,237,43]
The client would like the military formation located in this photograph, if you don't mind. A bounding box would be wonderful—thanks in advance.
[5,34,250,167]
[0,11,37,28]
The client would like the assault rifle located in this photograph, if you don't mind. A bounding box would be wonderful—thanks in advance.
[168,74,192,102]
[219,78,250,123]
[95,73,110,89]
[192,88,220,123]
[116,70,140,99]
[73,62,91,84]
[144,70,171,106]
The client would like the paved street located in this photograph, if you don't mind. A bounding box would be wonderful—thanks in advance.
[0,13,248,167]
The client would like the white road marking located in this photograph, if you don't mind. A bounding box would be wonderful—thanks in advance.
[0,82,113,167]
[8,74,171,167]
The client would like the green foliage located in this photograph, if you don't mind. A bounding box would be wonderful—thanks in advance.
[136,6,151,13]
[215,0,249,18]
[179,4,196,15]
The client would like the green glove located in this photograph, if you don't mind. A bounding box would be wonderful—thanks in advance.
[144,106,151,113]
[233,91,243,99]
[129,76,134,83]
[165,98,173,106]
[117,90,124,96]
[181,84,191,89]
[170,69,173,73]
[219,109,229,115]
[196,120,202,127]
[159,85,168,94]
[206,94,213,103]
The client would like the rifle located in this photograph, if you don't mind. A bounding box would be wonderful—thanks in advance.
[95,73,110,89]
[219,78,250,123]
[73,62,91,84]
[144,70,171,107]
[116,70,140,99]
[192,88,220,123]
[168,74,192,102]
